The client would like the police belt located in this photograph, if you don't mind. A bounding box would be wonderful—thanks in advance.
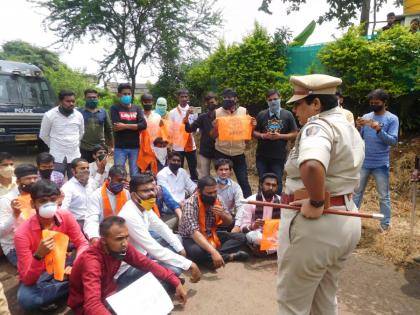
[281,192,351,208]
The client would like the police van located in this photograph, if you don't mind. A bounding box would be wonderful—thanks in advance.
[0,60,56,146]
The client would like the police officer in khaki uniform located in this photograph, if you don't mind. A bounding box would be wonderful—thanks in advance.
[277,74,365,315]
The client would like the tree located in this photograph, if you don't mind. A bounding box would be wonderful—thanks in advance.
[36,0,222,94]
[259,0,402,35]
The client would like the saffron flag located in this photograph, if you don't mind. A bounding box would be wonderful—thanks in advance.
[217,115,253,141]
[42,230,69,281]
[16,194,35,220]
[260,219,280,251]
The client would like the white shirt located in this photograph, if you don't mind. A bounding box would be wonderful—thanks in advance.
[117,200,192,276]
[61,175,103,221]
[84,187,130,240]
[168,105,197,152]
[89,161,111,181]
[39,106,84,163]
[157,166,196,203]
[0,188,23,255]
[0,177,17,197]
[240,193,282,231]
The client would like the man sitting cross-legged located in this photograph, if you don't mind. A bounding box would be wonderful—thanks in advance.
[179,176,249,270]
[84,165,130,242]
[15,180,88,311]
[241,173,281,255]
[68,216,187,315]
[116,174,201,287]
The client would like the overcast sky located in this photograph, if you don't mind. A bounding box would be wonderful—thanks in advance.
[0,0,402,83]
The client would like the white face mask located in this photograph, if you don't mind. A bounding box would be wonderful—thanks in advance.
[0,165,14,178]
[152,147,168,166]
[39,202,57,219]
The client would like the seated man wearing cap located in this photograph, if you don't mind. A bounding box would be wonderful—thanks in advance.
[241,173,281,255]
[277,74,364,314]
[15,180,89,311]
[84,165,130,242]
[0,164,38,266]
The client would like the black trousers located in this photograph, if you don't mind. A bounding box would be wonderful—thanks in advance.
[214,150,252,197]
[182,231,246,265]
[176,150,198,181]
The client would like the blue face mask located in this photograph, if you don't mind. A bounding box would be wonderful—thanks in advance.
[268,99,281,114]
[120,95,132,105]
[109,182,124,194]
[216,177,229,185]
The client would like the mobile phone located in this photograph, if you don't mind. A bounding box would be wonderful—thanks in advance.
[191,106,202,114]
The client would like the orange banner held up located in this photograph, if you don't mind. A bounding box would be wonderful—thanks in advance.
[260,219,280,251]
[217,115,253,141]
[16,194,35,220]
[42,230,69,281]
[146,115,162,143]
[167,120,189,148]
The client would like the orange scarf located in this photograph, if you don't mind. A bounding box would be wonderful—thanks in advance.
[152,204,160,217]
[197,192,222,249]
[101,182,128,218]
[137,129,158,175]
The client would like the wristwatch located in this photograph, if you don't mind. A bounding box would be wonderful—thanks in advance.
[33,253,43,261]
[310,199,325,208]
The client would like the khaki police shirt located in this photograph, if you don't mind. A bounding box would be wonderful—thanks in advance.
[284,107,364,196]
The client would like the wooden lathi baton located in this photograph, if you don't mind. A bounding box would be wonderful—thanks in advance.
[240,199,384,220]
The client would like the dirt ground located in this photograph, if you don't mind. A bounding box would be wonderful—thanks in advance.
[1,145,420,314]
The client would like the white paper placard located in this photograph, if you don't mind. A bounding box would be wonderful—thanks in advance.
[106,272,174,315]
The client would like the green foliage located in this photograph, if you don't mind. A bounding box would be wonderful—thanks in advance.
[182,23,291,113]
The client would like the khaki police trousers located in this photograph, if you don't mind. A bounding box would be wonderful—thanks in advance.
[277,199,361,315]
[0,282,10,315]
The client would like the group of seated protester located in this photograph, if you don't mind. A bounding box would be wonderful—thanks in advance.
[0,150,282,312]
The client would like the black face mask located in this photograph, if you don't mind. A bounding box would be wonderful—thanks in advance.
[201,193,216,205]
[222,99,235,110]
[143,104,153,111]
[168,163,181,173]
[20,183,34,193]
[108,249,127,261]
[39,169,53,179]
[370,105,384,113]
[207,103,217,112]
[58,105,74,117]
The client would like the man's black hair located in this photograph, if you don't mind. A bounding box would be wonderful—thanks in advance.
[304,94,338,111]
[58,90,75,101]
[14,164,38,179]
[36,152,54,166]
[167,151,182,160]
[411,18,419,24]
[266,89,280,98]
[108,165,127,178]
[204,92,217,102]
[176,88,189,96]
[141,93,153,101]
[100,216,126,237]
[197,176,217,192]
[92,144,108,155]
[84,89,98,96]
[0,152,13,164]
[70,158,88,169]
[259,172,279,185]
[117,83,132,93]
[214,158,233,171]
[387,12,395,18]
[367,89,389,103]
[223,88,237,97]
[30,179,60,201]
[129,174,154,193]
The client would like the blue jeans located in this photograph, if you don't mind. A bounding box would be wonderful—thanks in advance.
[353,165,391,227]
[114,148,139,177]
[6,248,17,267]
[17,272,69,310]
[256,156,285,194]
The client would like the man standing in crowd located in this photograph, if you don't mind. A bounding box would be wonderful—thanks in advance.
[0,165,38,266]
[79,89,114,163]
[382,12,397,31]
[40,90,84,179]
[168,89,199,181]
[61,158,104,227]
[36,152,64,188]
[89,144,111,181]
[15,180,88,311]
[68,216,187,315]
[184,92,218,177]
[253,89,297,193]
[214,159,245,233]
[410,18,419,33]
[212,88,254,198]
[0,152,16,197]
[117,174,201,283]
[354,88,399,232]
[157,151,197,205]
[241,173,281,255]
[179,176,249,269]
[84,165,130,242]
[110,83,147,177]
[336,91,355,126]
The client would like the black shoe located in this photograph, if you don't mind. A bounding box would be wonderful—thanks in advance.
[40,303,58,312]
[231,250,249,262]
